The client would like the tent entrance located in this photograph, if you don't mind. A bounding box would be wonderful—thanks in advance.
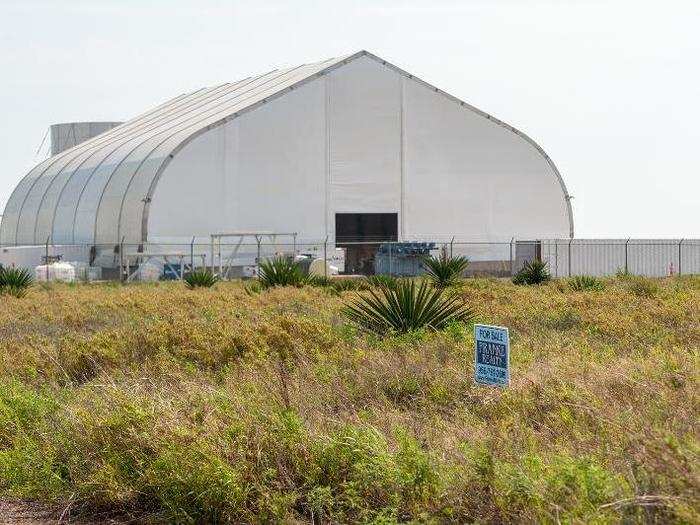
[335,213,397,274]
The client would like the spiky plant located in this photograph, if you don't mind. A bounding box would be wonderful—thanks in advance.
[365,274,398,290]
[512,259,550,285]
[184,269,219,289]
[422,253,470,288]
[569,275,604,292]
[0,267,34,298]
[345,279,475,335]
[258,257,307,288]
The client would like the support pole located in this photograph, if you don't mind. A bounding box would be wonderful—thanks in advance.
[625,238,630,275]
[509,237,514,276]
[568,238,573,277]
[45,236,50,282]
[120,236,125,282]
[678,239,684,276]
[210,236,215,274]
[190,236,195,271]
[323,236,328,278]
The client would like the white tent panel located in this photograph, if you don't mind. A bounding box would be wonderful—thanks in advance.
[403,77,570,240]
[327,56,402,234]
[148,79,327,242]
[4,90,195,245]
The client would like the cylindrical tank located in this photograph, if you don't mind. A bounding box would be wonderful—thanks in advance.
[50,121,122,156]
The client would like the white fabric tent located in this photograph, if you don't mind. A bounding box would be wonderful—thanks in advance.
[1,50,573,249]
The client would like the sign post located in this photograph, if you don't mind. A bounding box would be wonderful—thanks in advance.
[474,324,510,387]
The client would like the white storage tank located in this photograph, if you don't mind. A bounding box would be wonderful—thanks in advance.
[50,121,122,156]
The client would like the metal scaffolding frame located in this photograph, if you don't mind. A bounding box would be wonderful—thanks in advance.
[209,231,298,278]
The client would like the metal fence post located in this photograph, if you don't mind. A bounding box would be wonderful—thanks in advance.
[389,242,393,276]
[625,238,630,275]
[323,236,328,278]
[678,239,684,276]
[509,237,514,276]
[450,236,454,258]
[210,236,215,274]
[45,236,50,282]
[120,237,125,282]
[190,236,195,271]
[568,238,573,277]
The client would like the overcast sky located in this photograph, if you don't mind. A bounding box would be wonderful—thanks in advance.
[1,0,698,238]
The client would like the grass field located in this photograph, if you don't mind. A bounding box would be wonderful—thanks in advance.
[0,276,698,523]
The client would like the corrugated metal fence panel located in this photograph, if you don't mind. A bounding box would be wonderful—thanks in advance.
[542,239,700,277]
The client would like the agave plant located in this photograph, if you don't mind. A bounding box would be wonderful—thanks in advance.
[345,279,475,335]
[258,257,307,288]
[422,253,469,288]
[512,259,550,285]
[0,267,34,298]
[184,269,219,289]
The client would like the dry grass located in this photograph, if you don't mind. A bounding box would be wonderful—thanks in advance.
[0,276,698,523]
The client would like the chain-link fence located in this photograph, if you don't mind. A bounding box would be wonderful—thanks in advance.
[1,238,698,282]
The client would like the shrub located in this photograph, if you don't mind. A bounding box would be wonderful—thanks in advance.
[306,274,333,287]
[422,253,469,288]
[568,275,604,292]
[258,257,307,288]
[184,269,218,289]
[0,267,34,298]
[365,274,398,290]
[625,276,659,298]
[512,260,550,285]
[331,278,369,293]
[345,279,475,335]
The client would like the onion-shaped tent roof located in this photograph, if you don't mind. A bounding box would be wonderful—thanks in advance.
[0,51,572,246]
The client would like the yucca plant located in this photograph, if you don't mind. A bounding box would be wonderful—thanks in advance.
[345,279,475,335]
[569,275,604,292]
[512,259,550,285]
[422,253,469,288]
[258,257,307,288]
[184,269,218,289]
[0,267,34,298]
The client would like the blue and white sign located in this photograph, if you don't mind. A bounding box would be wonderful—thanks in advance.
[474,324,510,387]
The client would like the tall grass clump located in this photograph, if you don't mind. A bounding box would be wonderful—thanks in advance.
[569,275,605,292]
[184,269,219,289]
[365,274,398,290]
[0,267,34,298]
[345,279,474,335]
[258,257,307,288]
[512,259,550,285]
[625,275,660,297]
[422,253,469,288]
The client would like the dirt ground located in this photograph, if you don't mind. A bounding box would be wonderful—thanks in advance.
[0,500,133,524]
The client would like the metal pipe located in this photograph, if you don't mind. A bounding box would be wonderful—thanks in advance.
[45,236,50,282]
